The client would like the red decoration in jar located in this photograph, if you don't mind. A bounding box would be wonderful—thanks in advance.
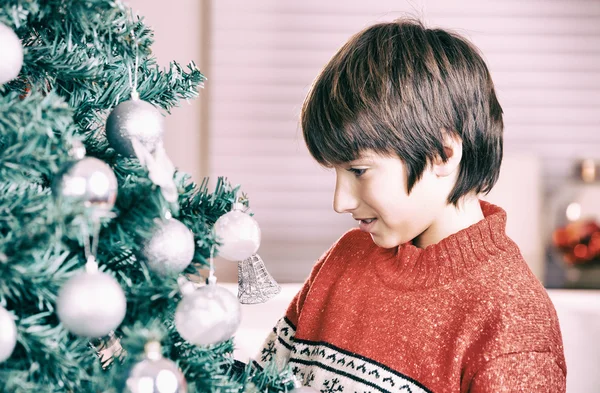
[552,219,600,265]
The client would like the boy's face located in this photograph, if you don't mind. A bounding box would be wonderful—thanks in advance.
[333,150,452,249]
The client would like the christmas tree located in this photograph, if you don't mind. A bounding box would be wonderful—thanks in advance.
[0,1,293,392]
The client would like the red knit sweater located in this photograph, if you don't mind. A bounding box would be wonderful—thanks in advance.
[254,201,566,392]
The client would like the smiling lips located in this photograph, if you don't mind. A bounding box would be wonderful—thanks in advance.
[357,218,377,232]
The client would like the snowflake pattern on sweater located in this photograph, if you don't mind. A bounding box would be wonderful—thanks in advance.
[254,202,566,393]
[255,317,431,393]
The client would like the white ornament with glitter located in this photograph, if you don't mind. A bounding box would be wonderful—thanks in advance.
[0,22,23,85]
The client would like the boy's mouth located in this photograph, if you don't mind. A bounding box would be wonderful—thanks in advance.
[357,218,377,232]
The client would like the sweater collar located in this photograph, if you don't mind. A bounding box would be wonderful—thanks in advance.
[372,200,518,291]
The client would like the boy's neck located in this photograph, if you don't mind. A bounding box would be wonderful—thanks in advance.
[413,196,484,249]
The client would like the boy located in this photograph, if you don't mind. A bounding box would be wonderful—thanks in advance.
[253,19,566,392]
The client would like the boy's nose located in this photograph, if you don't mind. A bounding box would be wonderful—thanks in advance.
[333,179,359,214]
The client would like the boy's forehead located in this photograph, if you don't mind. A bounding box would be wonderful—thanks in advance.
[351,150,379,162]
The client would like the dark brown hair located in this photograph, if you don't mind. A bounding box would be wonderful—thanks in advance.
[301,18,503,205]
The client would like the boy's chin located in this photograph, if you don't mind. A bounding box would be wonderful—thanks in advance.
[370,233,402,249]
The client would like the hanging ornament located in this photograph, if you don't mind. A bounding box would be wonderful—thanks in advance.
[107,29,164,158]
[142,215,195,276]
[106,94,165,157]
[213,201,261,261]
[125,340,187,393]
[175,275,241,346]
[131,138,177,203]
[57,258,127,337]
[0,21,23,85]
[0,306,17,362]
[238,254,280,304]
[52,156,118,219]
[214,200,280,303]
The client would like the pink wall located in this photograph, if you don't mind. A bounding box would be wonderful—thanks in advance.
[124,0,207,183]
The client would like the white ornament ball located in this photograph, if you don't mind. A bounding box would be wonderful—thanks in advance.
[213,210,261,261]
[0,306,17,362]
[291,387,318,393]
[175,285,241,346]
[0,22,23,85]
[142,218,195,276]
[53,157,118,218]
[57,270,127,337]
[126,357,187,393]
[106,99,165,157]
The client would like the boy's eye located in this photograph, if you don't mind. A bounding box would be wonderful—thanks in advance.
[348,168,367,177]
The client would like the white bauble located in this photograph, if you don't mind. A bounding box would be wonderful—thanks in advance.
[0,306,17,362]
[0,22,23,85]
[175,285,240,346]
[57,270,126,337]
[213,210,260,261]
[106,99,164,157]
[142,218,195,276]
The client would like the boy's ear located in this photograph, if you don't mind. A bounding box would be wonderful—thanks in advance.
[432,130,462,177]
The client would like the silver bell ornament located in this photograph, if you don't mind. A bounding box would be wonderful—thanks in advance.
[0,22,23,85]
[52,157,118,219]
[142,217,195,276]
[213,202,261,261]
[56,260,127,337]
[125,340,187,393]
[0,306,17,362]
[214,201,280,304]
[175,277,241,346]
[106,97,165,157]
[238,254,281,304]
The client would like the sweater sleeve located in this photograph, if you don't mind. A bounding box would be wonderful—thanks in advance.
[252,244,335,371]
[469,351,566,393]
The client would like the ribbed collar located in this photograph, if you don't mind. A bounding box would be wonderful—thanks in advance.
[371,200,518,291]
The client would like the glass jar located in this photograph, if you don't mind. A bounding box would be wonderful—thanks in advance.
[547,159,600,288]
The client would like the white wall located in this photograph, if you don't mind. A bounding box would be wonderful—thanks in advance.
[122,1,600,285]
[208,0,600,283]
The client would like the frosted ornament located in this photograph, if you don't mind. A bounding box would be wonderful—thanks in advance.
[106,97,165,157]
[0,22,23,85]
[142,217,195,276]
[175,277,241,346]
[213,202,261,261]
[0,306,17,362]
[56,260,126,337]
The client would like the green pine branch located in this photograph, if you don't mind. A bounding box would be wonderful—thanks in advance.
[0,1,287,392]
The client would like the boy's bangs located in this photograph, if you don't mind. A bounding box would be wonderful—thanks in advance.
[303,123,365,168]
[303,86,392,167]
